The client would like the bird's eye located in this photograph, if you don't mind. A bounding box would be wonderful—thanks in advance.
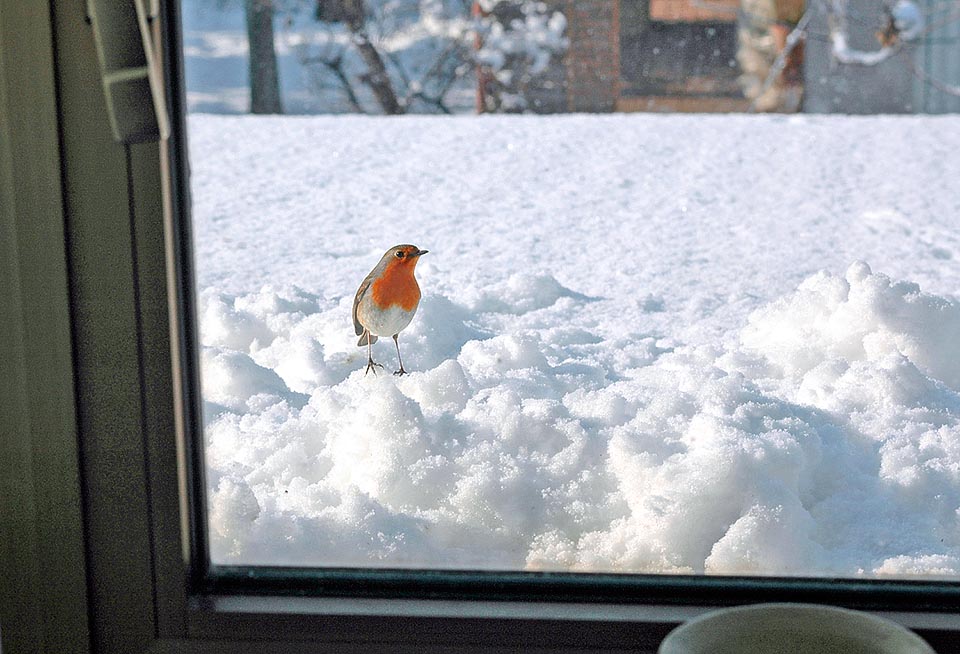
[395,251,404,258]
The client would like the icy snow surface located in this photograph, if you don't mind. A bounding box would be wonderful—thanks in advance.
[190,113,960,576]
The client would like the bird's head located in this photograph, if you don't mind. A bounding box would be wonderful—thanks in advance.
[384,244,428,272]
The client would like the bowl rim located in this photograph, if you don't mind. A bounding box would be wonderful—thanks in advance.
[659,602,936,654]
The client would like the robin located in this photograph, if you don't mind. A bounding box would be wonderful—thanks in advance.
[353,244,428,376]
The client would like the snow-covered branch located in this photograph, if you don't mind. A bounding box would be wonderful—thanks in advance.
[828,0,923,65]
[910,58,960,96]
[749,8,812,111]
[473,0,568,112]
[829,29,900,65]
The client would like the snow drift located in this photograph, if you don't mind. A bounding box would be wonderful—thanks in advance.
[201,263,960,576]
[189,113,960,577]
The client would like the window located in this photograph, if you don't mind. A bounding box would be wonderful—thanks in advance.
[185,0,960,582]
[3,1,960,653]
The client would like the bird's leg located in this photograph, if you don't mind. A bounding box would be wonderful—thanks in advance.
[393,334,407,376]
[365,330,383,375]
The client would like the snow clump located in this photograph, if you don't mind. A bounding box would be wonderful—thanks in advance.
[200,263,960,577]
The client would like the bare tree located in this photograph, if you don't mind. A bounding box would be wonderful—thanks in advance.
[298,0,475,113]
[315,0,403,113]
[246,0,284,113]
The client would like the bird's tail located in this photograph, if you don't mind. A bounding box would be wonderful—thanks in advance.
[357,330,378,347]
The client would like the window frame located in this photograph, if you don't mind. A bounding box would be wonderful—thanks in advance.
[0,2,91,652]
[5,1,960,652]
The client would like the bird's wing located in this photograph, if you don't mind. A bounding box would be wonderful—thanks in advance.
[353,276,372,336]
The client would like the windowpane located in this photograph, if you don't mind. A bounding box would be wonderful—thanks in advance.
[181,0,960,577]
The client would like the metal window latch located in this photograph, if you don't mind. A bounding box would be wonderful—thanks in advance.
[86,0,170,144]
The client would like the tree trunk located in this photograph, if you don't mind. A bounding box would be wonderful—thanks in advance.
[340,0,404,114]
[245,0,283,114]
[352,35,404,114]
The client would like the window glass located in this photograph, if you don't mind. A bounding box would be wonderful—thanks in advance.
[182,0,960,576]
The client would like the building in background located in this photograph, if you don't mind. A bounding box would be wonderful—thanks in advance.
[496,0,960,114]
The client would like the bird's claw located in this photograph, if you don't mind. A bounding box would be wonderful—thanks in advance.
[365,360,384,375]
[393,368,407,376]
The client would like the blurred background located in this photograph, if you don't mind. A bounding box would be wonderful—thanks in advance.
[181,0,960,116]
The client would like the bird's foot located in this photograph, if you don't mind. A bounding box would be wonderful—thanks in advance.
[393,367,407,376]
[365,360,384,375]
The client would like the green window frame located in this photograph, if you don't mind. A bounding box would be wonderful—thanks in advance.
[3,1,960,652]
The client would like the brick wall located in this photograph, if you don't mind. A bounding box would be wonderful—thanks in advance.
[551,0,620,112]
[648,0,739,22]
[544,0,746,113]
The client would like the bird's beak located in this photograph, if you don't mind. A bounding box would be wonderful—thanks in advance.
[413,249,428,257]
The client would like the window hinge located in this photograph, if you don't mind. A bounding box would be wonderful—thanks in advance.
[86,0,170,144]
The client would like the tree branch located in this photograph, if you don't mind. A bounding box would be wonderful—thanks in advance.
[828,0,902,65]
[748,8,813,111]
[909,57,960,96]
[320,55,367,112]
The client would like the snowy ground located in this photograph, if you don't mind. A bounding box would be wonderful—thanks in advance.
[190,113,960,576]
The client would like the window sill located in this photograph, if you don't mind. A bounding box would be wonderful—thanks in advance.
[169,593,960,653]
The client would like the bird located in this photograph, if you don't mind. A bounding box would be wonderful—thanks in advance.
[353,244,428,376]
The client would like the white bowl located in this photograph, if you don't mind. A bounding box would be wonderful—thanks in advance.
[658,603,935,654]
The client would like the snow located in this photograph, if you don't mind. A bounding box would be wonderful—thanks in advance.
[189,113,960,576]
[475,4,568,78]
[893,0,926,41]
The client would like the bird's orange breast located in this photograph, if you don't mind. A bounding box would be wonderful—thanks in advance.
[370,265,421,311]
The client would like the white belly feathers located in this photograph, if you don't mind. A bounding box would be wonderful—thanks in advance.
[358,302,415,337]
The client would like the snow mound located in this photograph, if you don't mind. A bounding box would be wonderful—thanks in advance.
[200,265,960,577]
[742,261,960,391]
[469,272,592,314]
